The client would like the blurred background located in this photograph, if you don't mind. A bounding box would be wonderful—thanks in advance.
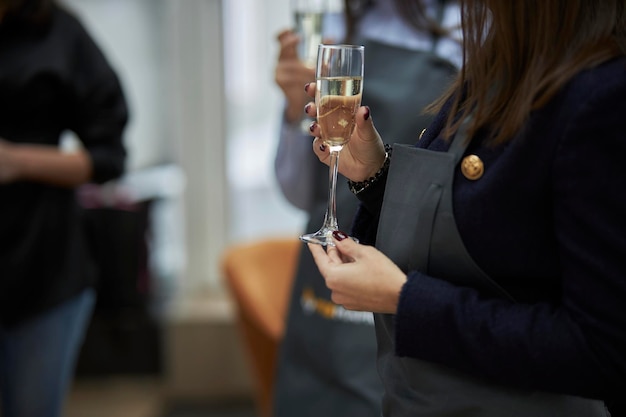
[57,0,308,416]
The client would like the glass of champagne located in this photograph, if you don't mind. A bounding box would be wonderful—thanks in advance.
[292,0,328,68]
[300,44,364,246]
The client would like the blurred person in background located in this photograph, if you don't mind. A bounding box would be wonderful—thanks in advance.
[0,0,128,416]
[305,0,626,415]
[272,0,460,416]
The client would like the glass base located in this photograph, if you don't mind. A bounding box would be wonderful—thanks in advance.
[299,228,359,247]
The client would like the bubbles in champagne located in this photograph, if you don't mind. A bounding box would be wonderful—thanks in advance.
[316,76,363,147]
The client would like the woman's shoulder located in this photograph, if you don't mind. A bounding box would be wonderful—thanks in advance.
[542,56,626,160]
[544,56,626,139]
[519,56,626,134]
[567,56,626,104]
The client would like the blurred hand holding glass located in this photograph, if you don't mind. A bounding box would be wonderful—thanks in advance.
[290,0,344,133]
[300,44,364,246]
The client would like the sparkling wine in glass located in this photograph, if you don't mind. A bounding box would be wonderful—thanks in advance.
[300,44,364,246]
[292,0,328,68]
[292,0,331,133]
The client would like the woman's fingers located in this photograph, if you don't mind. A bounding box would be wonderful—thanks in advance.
[304,81,316,98]
[305,97,386,182]
[332,233,361,260]
[277,29,299,60]
[307,243,331,272]
[355,106,379,143]
[312,136,330,165]
[308,234,359,267]
[325,244,344,263]
[304,100,316,118]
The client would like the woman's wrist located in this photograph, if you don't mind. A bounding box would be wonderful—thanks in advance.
[348,144,392,195]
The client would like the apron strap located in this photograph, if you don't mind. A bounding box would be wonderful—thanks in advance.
[447,116,472,163]
[410,182,444,271]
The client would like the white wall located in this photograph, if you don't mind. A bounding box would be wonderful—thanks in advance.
[62,0,306,293]
[223,0,307,242]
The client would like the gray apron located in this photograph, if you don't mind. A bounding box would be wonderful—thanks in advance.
[374,122,607,416]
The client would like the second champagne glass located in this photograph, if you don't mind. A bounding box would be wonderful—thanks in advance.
[291,0,329,68]
[300,44,364,246]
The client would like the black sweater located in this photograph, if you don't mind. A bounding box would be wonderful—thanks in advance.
[0,4,128,326]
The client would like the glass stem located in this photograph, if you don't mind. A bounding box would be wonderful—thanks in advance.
[322,147,341,232]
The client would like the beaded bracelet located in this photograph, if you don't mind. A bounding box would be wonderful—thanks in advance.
[348,143,392,195]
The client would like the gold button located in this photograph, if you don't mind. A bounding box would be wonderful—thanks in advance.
[461,154,484,180]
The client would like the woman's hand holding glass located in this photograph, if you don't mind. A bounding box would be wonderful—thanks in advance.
[304,82,387,183]
[300,44,365,246]
[303,60,406,314]
[275,29,317,124]
[308,230,407,314]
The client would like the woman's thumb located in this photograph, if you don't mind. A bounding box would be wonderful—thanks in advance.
[355,106,380,144]
[332,231,361,258]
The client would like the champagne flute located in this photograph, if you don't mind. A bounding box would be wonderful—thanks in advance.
[291,0,330,133]
[300,44,364,246]
[292,0,328,68]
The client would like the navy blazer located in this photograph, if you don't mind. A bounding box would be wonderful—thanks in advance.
[353,56,626,401]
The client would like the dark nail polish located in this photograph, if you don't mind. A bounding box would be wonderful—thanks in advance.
[332,230,348,241]
[304,103,311,113]
[304,83,310,92]
[319,143,326,152]
[363,106,371,120]
[309,122,316,132]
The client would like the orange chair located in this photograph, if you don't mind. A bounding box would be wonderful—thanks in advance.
[221,237,301,417]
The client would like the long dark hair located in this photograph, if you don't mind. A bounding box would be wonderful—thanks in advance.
[343,0,451,43]
[429,0,626,145]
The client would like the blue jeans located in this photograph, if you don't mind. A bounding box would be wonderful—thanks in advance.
[0,288,95,417]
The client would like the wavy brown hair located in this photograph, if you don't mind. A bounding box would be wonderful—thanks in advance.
[428,0,626,144]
